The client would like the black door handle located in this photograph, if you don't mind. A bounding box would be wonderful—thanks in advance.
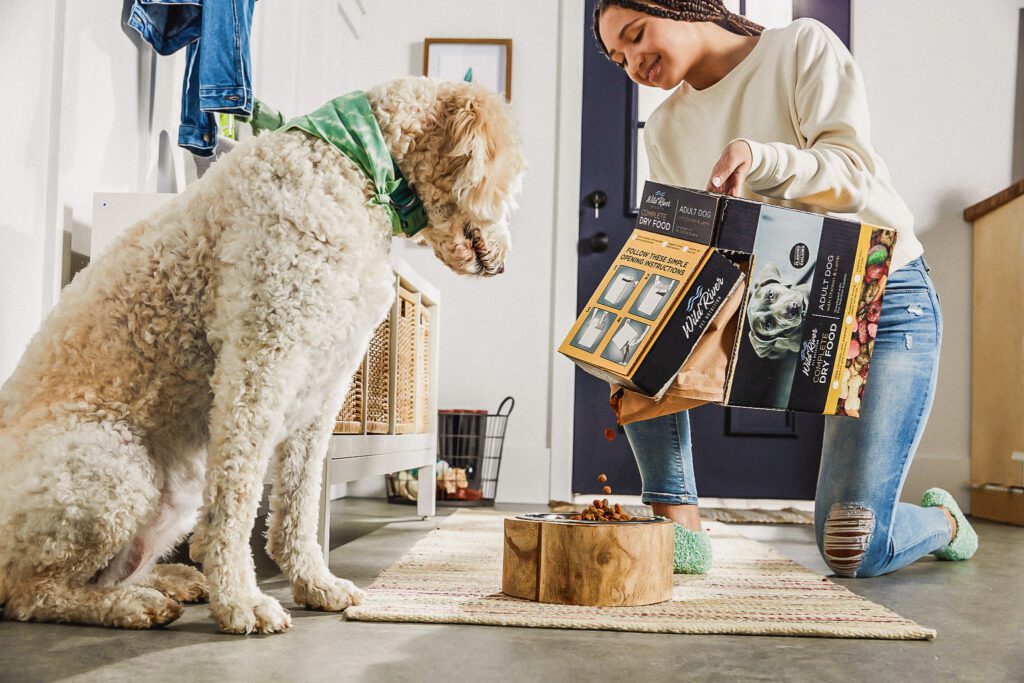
[588,232,610,253]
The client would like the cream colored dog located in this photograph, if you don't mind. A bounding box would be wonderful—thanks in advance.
[0,77,524,634]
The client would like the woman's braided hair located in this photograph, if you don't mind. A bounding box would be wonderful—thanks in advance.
[593,0,764,63]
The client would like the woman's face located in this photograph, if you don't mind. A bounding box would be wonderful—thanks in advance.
[598,5,700,89]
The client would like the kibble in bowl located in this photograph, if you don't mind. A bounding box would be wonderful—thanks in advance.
[568,473,633,521]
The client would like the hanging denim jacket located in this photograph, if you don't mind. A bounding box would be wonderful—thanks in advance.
[128,0,255,156]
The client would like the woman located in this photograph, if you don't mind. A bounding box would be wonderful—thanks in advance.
[594,0,977,577]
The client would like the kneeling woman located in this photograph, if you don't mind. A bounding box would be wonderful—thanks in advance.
[593,0,976,577]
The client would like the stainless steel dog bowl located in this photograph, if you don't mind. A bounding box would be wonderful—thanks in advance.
[515,512,665,525]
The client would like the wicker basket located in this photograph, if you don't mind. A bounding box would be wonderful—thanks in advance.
[333,362,364,434]
[364,318,391,434]
[332,272,437,439]
[416,306,432,433]
[394,286,418,435]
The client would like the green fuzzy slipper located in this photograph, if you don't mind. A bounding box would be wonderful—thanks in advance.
[921,487,978,561]
[673,524,712,574]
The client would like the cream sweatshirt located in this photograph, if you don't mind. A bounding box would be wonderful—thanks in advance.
[644,18,922,271]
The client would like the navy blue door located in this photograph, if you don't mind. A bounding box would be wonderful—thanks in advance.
[573,0,850,499]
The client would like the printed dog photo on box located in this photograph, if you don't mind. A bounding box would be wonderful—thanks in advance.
[729,207,824,409]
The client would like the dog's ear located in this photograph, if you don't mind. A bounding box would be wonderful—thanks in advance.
[441,84,524,222]
[775,330,802,355]
[748,329,777,359]
[748,328,798,360]
[754,262,784,290]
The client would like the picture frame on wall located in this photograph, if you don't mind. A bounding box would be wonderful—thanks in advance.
[423,38,512,101]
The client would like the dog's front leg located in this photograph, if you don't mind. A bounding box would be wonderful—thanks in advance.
[199,349,293,635]
[265,412,366,611]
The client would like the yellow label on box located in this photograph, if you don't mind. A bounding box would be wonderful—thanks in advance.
[825,223,876,414]
[560,231,710,378]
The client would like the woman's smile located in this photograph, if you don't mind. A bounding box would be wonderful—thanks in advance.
[645,56,661,84]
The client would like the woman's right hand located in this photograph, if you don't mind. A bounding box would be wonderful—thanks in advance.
[707,140,753,196]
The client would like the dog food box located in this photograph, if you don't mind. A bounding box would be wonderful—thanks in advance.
[562,180,899,417]
[712,191,897,417]
[558,184,744,400]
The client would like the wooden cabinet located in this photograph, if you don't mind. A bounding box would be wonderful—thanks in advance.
[964,182,1024,525]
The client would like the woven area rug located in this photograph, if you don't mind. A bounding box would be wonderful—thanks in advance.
[345,510,935,640]
[698,506,814,524]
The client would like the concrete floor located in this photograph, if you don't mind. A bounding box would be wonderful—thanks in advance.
[2,497,1022,683]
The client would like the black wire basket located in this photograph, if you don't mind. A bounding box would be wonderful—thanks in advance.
[385,396,514,507]
[435,396,514,507]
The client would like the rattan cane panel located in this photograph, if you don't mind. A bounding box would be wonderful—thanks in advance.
[417,306,432,433]
[365,319,391,434]
[334,362,364,434]
[394,287,418,435]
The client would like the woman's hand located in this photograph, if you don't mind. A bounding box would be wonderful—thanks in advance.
[707,140,753,196]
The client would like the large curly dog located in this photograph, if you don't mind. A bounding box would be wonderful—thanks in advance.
[0,77,524,634]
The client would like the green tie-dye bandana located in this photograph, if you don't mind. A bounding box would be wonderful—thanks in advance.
[280,92,427,237]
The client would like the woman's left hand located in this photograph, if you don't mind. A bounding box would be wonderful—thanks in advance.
[707,140,753,196]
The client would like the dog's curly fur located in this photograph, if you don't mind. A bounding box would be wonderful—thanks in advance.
[0,77,524,634]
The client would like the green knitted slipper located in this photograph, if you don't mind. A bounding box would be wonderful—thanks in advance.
[920,487,978,561]
[673,524,712,574]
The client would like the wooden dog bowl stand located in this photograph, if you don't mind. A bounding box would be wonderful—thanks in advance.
[502,513,674,607]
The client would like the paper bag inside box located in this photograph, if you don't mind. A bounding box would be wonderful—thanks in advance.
[611,276,745,425]
[559,230,743,400]
[714,197,898,417]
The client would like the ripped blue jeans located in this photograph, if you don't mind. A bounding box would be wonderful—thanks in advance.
[624,257,949,577]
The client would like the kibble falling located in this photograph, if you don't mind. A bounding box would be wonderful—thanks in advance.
[569,472,633,521]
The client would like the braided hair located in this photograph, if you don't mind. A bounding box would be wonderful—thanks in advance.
[593,0,764,63]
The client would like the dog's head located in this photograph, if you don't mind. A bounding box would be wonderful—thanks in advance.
[368,77,526,277]
[745,262,809,360]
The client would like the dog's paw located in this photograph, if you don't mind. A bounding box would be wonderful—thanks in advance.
[210,593,291,635]
[293,575,367,612]
[146,564,209,603]
[109,587,184,629]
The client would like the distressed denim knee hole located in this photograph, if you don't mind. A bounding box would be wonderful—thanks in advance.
[823,503,876,577]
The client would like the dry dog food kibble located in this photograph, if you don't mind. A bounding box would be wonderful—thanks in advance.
[569,474,633,521]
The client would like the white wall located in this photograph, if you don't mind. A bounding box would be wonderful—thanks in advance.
[0,1,61,383]
[250,0,361,119]
[1,0,188,383]
[853,0,1023,508]
[0,0,362,382]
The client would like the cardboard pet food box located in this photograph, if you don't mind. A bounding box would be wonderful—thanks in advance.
[711,190,897,417]
[562,180,898,417]
[558,184,744,400]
